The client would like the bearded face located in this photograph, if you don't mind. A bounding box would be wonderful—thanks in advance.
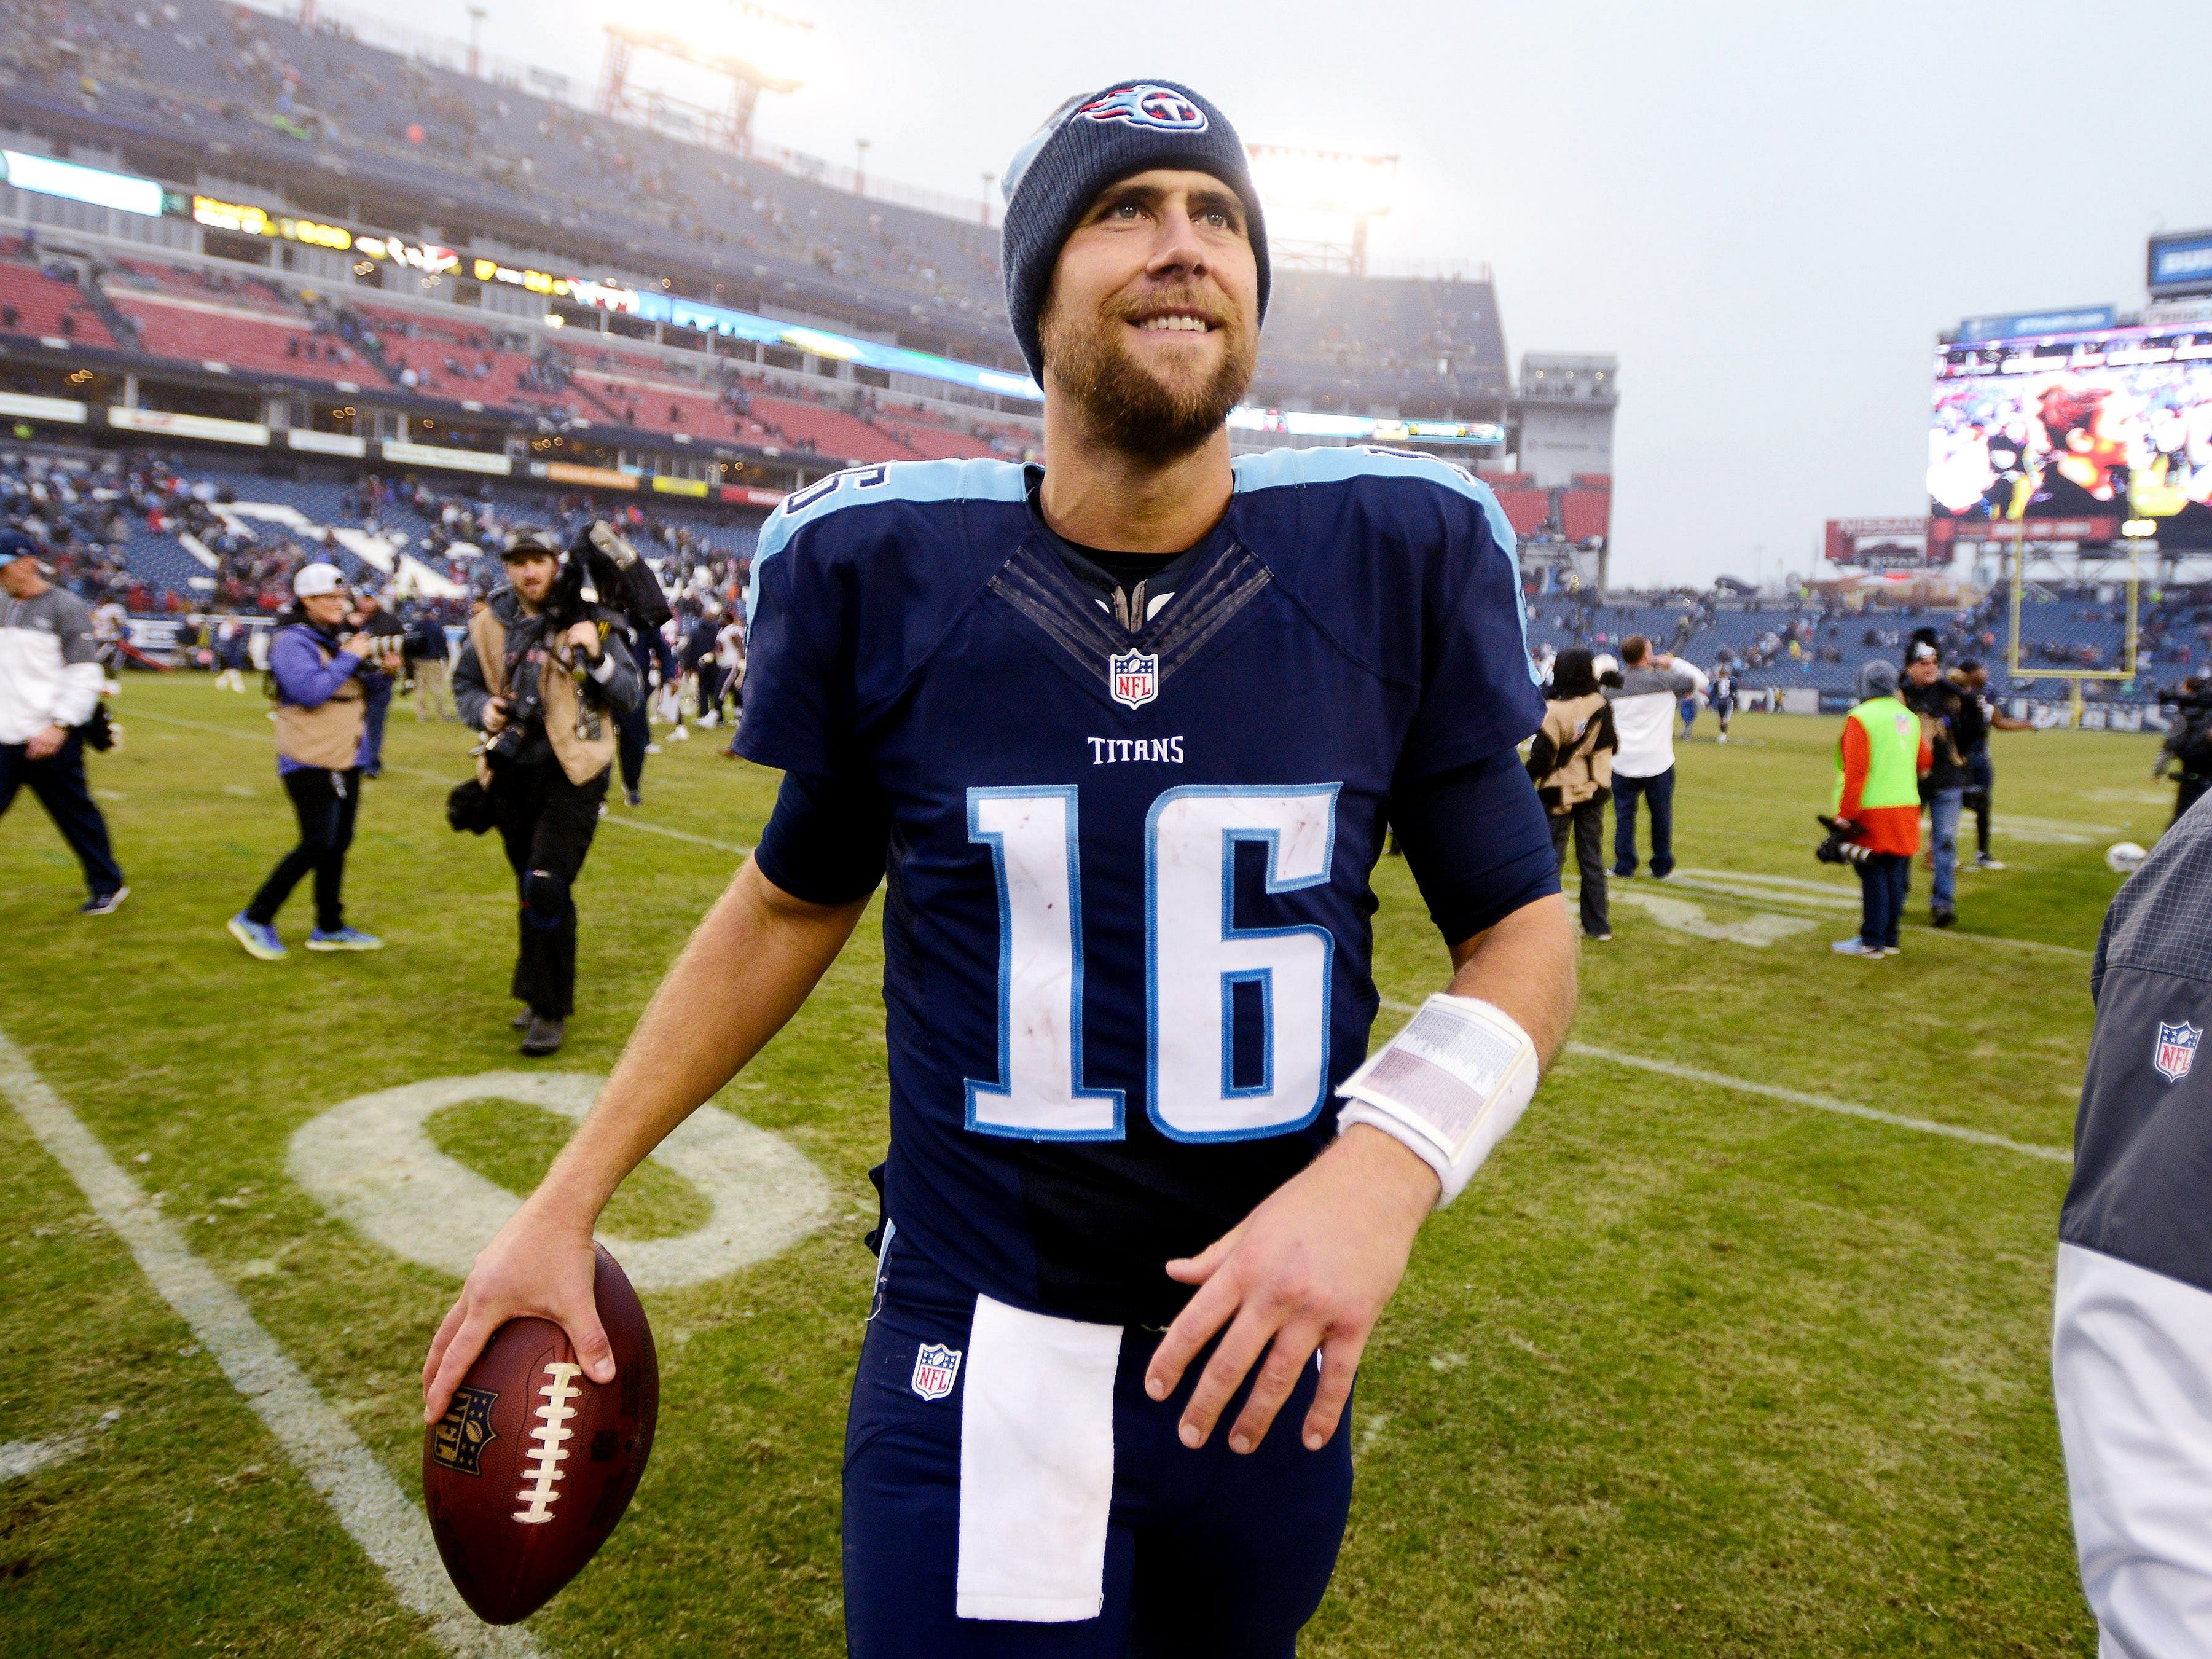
[1037,171,1261,464]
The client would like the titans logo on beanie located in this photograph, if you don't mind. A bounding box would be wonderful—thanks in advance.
[999,78,1270,385]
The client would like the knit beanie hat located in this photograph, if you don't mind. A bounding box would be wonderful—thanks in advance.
[1000,79,1270,386]
[1858,659,1900,699]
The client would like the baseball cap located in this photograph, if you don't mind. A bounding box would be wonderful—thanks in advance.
[0,527,39,567]
[293,562,348,598]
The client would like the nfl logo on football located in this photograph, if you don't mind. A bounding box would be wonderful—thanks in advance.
[1110,649,1159,710]
[2155,1019,2202,1083]
[910,1342,961,1402]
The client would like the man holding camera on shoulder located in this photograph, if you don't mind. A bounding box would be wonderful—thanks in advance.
[453,528,642,1056]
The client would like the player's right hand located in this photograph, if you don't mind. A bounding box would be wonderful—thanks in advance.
[422,1199,614,1424]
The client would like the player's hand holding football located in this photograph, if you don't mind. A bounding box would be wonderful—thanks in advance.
[422,1193,614,1423]
[1145,1124,1439,1458]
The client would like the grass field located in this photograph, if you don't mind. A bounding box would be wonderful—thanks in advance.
[0,678,2164,1657]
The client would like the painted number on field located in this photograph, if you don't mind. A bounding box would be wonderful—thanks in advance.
[288,1072,830,1290]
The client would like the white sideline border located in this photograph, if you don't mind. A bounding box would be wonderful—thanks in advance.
[0,1026,543,1659]
[1378,999,2073,1164]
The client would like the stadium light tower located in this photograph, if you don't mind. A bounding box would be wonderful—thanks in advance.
[597,1,811,158]
[1243,145,1397,278]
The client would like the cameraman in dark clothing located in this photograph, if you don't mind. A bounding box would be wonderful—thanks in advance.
[453,530,643,1056]
[2157,675,2212,826]
[1902,641,1967,928]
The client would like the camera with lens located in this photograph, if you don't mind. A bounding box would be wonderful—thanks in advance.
[480,649,545,763]
[543,520,673,636]
[1814,814,1875,869]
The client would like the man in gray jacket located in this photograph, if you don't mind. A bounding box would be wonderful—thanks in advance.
[0,528,126,914]
[2056,801,2212,1655]
[1605,633,1708,880]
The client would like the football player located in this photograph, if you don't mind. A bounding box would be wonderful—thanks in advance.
[425,78,1578,1655]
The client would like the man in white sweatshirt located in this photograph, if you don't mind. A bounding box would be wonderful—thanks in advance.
[1603,633,1708,880]
[0,529,127,914]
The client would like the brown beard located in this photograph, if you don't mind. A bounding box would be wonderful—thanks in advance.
[1039,289,1256,464]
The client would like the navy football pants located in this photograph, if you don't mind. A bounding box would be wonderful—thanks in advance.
[842,1236,1353,1658]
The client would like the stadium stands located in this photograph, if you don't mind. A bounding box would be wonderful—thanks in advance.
[0,244,114,346]
[0,0,1515,412]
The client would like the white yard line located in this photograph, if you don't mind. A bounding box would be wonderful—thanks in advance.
[1376,1000,2073,1164]
[131,708,751,858]
[0,1433,89,1483]
[0,1027,542,1659]
[1605,871,2093,959]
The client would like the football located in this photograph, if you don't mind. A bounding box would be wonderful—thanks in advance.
[423,1244,659,1625]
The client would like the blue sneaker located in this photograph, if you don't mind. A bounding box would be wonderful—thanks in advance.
[305,925,383,952]
[228,912,286,961]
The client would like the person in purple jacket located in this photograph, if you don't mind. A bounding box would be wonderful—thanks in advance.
[227,563,383,960]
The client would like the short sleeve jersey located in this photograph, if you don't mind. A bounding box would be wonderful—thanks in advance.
[737,448,1543,1325]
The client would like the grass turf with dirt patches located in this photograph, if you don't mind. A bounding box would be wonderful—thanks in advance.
[0,680,2159,1656]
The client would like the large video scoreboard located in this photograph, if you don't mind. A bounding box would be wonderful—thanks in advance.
[1931,315,2212,547]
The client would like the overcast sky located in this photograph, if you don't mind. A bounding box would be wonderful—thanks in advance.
[338,0,2212,587]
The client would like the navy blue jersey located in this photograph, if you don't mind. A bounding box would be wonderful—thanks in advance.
[737,448,1543,1325]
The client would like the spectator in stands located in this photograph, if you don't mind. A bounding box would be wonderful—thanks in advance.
[0,528,127,914]
[227,563,382,960]
[453,529,642,1057]
[1525,647,1618,941]
[1902,641,1966,928]
[1830,660,1931,959]
[1951,659,2030,871]
[1605,635,1707,880]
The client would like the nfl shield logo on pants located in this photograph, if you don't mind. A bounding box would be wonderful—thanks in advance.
[2155,1020,2202,1083]
[911,1341,962,1401]
[1109,649,1159,710]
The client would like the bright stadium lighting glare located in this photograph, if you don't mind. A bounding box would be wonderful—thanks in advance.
[617,0,815,88]
[1244,144,1398,219]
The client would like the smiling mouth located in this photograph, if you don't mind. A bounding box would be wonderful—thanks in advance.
[1130,313,1215,334]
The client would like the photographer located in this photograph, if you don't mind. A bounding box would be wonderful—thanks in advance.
[2155,674,2212,826]
[1827,660,1932,959]
[348,587,404,777]
[227,563,382,960]
[453,528,642,1057]
[1901,641,1966,928]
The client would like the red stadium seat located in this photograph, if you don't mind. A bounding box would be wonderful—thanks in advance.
[1560,490,1612,543]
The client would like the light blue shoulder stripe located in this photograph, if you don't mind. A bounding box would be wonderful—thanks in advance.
[1231,444,1539,684]
[745,458,1027,625]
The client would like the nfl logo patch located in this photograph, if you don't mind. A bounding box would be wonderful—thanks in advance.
[2155,1019,2202,1083]
[1110,649,1159,710]
[911,1341,962,1402]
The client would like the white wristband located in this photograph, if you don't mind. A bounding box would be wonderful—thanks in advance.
[1335,994,1540,1207]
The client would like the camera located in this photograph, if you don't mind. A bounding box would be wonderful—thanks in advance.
[539,521,672,636]
[1814,814,1876,869]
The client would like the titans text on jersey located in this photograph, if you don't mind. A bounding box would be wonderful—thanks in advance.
[737,447,1543,1325]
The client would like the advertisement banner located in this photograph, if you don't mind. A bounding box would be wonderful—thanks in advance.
[2150,230,2212,298]
[718,484,788,508]
[539,461,635,489]
[0,393,87,424]
[1954,307,2116,343]
[1824,518,1943,568]
[108,407,269,446]
[649,475,710,498]
[381,440,510,476]
[286,428,367,458]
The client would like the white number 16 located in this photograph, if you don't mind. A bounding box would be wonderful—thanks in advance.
[965,783,1339,1145]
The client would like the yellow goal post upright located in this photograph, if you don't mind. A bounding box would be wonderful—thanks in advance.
[2002,516,2142,728]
